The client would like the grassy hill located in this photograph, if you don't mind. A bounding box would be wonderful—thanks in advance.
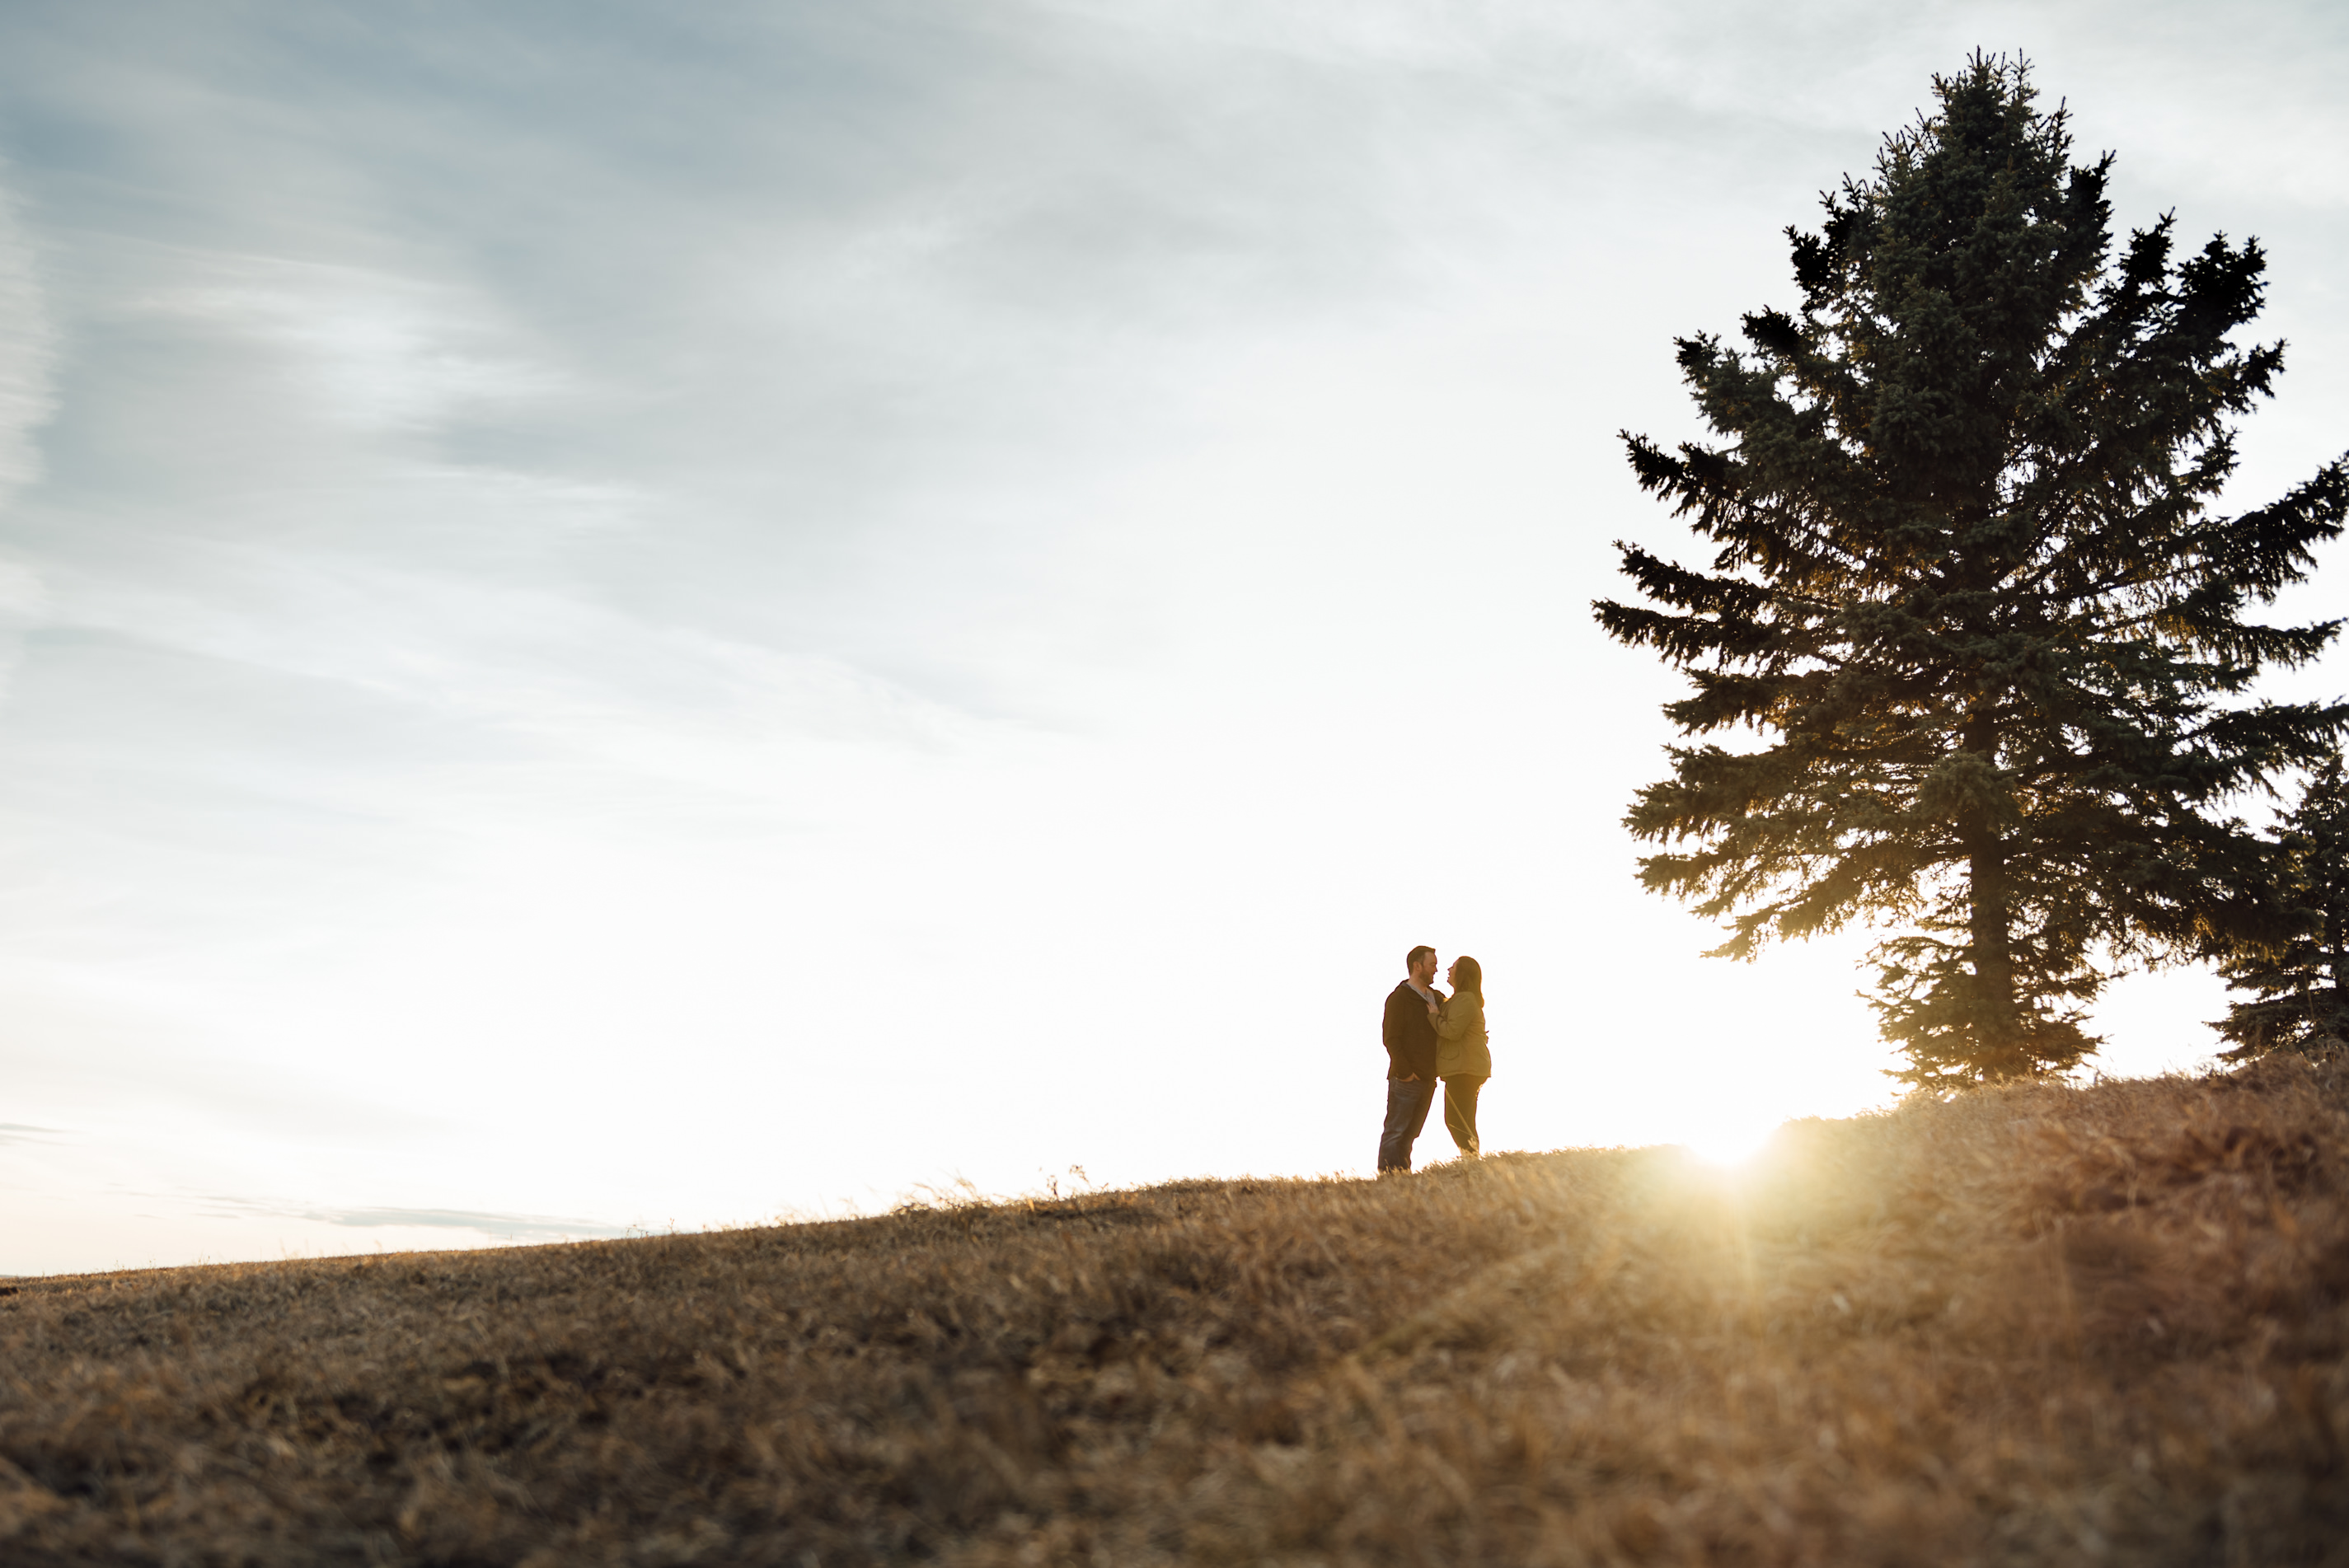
[2,1055,2346,1566]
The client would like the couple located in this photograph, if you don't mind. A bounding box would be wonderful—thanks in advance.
[1377,945,1489,1173]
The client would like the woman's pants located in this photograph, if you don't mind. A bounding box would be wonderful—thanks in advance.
[1442,1074,1487,1156]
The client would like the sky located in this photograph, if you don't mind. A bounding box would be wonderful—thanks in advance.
[1,0,2344,1274]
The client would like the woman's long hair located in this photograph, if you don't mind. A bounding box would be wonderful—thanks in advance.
[1451,955,1483,995]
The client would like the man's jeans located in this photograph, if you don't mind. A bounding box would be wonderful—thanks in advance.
[1378,1078,1437,1172]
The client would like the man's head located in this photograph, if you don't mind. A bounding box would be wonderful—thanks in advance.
[1406,945,1437,985]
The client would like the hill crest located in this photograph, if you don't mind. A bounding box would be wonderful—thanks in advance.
[2,1055,2346,1565]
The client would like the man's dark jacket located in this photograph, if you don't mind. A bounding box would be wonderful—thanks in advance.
[1382,981,1440,1081]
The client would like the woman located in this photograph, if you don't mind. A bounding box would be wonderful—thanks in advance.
[1426,955,1490,1158]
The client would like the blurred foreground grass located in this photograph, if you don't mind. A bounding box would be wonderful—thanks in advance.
[3,1055,2347,1566]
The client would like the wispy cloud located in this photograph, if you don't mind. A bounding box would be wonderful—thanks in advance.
[304,1206,637,1242]
[134,1190,636,1243]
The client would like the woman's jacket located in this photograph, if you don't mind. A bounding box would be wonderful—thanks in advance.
[1433,990,1490,1079]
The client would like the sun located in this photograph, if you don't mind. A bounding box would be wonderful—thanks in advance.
[1680,1114,1780,1168]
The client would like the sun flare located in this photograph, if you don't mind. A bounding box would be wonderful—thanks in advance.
[1681,1116,1780,1168]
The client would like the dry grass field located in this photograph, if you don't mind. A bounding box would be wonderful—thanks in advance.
[3,1055,2347,1567]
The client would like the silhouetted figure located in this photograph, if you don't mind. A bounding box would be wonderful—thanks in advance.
[1379,945,1442,1172]
[1430,955,1489,1158]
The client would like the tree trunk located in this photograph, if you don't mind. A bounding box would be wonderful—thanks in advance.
[1963,826,2028,1074]
[1960,708,2028,1074]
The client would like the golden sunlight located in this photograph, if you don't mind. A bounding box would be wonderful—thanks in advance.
[1679,1113,1782,1168]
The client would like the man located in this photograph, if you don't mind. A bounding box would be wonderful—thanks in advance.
[1378,945,1443,1172]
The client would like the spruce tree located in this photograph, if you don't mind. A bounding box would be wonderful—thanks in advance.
[2214,754,2349,1056]
[1595,54,2349,1088]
